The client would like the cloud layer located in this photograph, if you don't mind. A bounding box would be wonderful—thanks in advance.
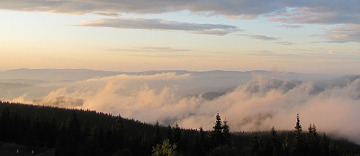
[326,24,360,43]
[2,0,360,25]
[8,72,360,144]
[0,0,281,17]
[2,0,360,41]
[79,18,240,35]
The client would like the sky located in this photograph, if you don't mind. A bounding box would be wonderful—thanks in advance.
[1,0,360,74]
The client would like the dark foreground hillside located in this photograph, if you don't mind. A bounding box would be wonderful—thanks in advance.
[0,101,360,156]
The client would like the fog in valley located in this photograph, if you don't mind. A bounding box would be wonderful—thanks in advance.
[1,69,360,143]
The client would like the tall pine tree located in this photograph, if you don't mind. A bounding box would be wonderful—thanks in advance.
[307,123,320,155]
[194,127,209,156]
[211,113,223,148]
[222,120,231,146]
[292,114,304,156]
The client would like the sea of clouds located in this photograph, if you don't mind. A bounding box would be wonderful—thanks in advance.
[2,70,360,143]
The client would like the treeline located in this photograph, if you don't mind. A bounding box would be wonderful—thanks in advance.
[0,101,360,156]
[235,115,343,156]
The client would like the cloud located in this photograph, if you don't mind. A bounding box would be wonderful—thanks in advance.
[142,47,192,52]
[10,72,360,144]
[7,72,360,144]
[247,50,299,58]
[94,12,120,17]
[79,18,240,35]
[179,76,360,144]
[238,34,279,41]
[325,24,360,43]
[316,59,342,63]
[3,0,360,39]
[242,34,279,41]
[270,8,344,25]
[106,46,193,58]
[108,46,192,53]
[240,34,295,45]
[0,0,283,17]
[1,1,360,25]
[269,1,360,25]
[280,24,302,29]
[0,2,355,24]
[277,41,295,45]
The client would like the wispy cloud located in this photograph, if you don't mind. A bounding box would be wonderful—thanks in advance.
[277,41,295,45]
[249,35,279,41]
[240,34,279,41]
[247,50,300,58]
[239,34,296,45]
[325,24,360,43]
[141,47,192,52]
[316,59,342,63]
[269,3,360,25]
[108,46,192,53]
[280,24,302,29]
[106,46,195,58]
[78,18,240,36]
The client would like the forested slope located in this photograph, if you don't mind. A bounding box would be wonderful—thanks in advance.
[1,101,360,156]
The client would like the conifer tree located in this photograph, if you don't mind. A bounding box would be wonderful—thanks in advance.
[312,124,318,138]
[178,131,188,153]
[250,135,261,156]
[211,113,223,148]
[307,124,314,154]
[292,114,304,156]
[320,133,329,156]
[167,125,172,142]
[295,114,302,132]
[222,120,231,146]
[195,127,209,155]
[270,127,280,156]
[154,121,162,145]
[0,106,10,141]
[172,124,181,145]
[283,133,290,156]
[112,115,124,149]
[329,142,338,156]
[308,124,313,136]
[270,127,277,144]
[307,123,320,155]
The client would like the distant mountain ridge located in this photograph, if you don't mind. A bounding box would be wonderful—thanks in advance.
[0,68,343,82]
[0,68,356,100]
[0,68,121,82]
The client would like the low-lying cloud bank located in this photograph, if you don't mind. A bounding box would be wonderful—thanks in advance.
[7,72,360,144]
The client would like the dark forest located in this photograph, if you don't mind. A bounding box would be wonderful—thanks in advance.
[1,101,360,156]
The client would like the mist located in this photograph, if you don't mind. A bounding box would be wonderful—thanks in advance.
[2,69,360,144]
